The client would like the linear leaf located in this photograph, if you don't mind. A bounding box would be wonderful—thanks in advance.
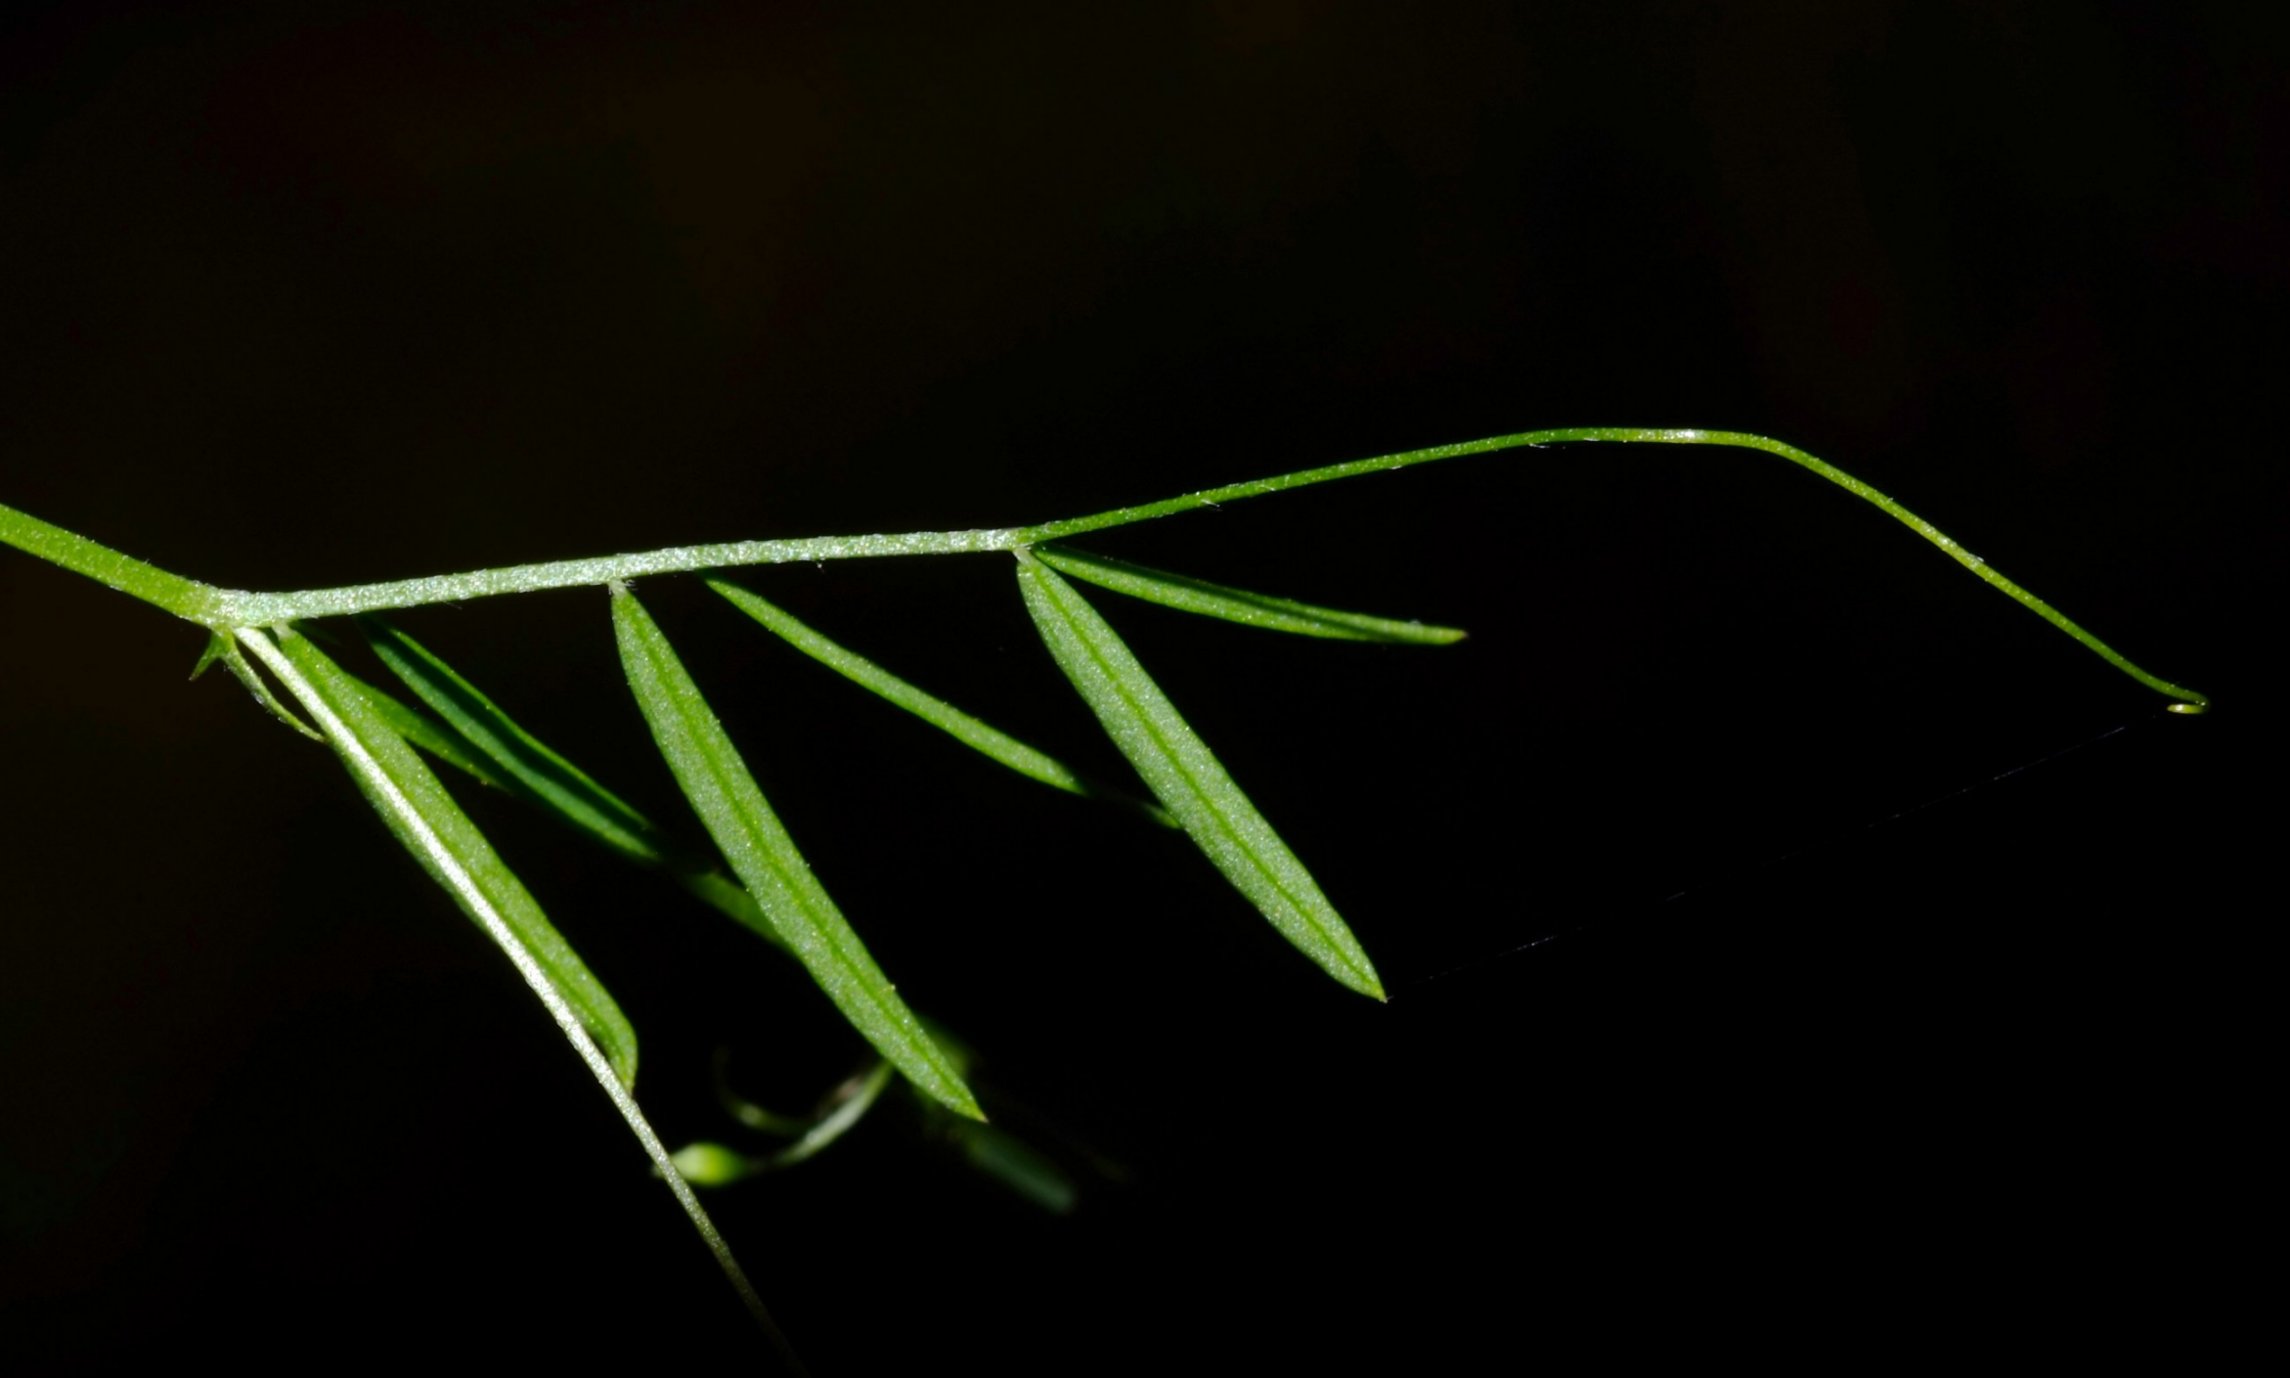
[345,621,795,954]
[611,583,982,1120]
[1034,544,1466,644]
[362,616,658,863]
[249,627,639,1088]
[1015,551,1384,1000]
[950,1121,1079,1216]
[707,578,1173,826]
[337,667,519,793]
[238,626,792,1350]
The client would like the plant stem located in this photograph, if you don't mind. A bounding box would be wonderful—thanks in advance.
[0,428,2210,709]
[0,499,228,622]
[215,528,1019,625]
[1019,426,2214,708]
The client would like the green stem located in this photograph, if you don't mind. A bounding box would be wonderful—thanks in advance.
[1017,426,2211,710]
[0,499,227,622]
[0,429,2207,709]
[214,529,1018,625]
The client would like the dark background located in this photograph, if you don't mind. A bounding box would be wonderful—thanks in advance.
[1,3,2276,1370]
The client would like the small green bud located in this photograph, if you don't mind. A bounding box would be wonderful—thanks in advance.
[669,1141,751,1187]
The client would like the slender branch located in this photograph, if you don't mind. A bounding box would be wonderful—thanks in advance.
[0,499,228,621]
[1011,427,1593,542]
[1017,426,2210,709]
[215,528,1020,624]
[0,429,2208,708]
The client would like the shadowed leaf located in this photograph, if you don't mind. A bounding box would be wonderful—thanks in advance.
[237,626,793,1348]
[362,616,657,862]
[348,623,791,950]
[337,666,518,793]
[252,627,640,1089]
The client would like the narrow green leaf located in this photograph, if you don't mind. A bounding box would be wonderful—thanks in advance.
[1014,551,1385,1000]
[611,583,983,1120]
[345,622,792,952]
[250,626,641,1090]
[707,578,1174,826]
[238,626,793,1351]
[336,666,519,793]
[1034,544,1466,645]
[362,616,658,863]
[950,1121,1079,1216]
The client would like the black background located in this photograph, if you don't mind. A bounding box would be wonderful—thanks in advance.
[1,3,2277,1370]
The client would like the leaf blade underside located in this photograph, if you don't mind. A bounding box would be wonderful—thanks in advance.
[611,583,982,1120]
[256,627,641,1089]
[345,629,789,950]
[1014,552,1384,1000]
[362,616,658,862]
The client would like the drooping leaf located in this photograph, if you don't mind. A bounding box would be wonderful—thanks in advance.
[1034,544,1466,644]
[1015,551,1384,1000]
[347,621,790,950]
[949,1121,1078,1216]
[611,582,982,1120]
[250,626,640,1089]
[362,616,657,862]
[337,666,518,793]
[708,577,1173,826]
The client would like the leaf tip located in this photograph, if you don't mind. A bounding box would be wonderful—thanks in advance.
[945,1082,988,1123]
[595,1030,640,1092]
[1345,964,1389,1003]
[1314,937,1387,1001]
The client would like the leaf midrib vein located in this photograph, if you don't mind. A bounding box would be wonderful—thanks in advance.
[638,628,910,1039]
[1049,571,1331,946]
